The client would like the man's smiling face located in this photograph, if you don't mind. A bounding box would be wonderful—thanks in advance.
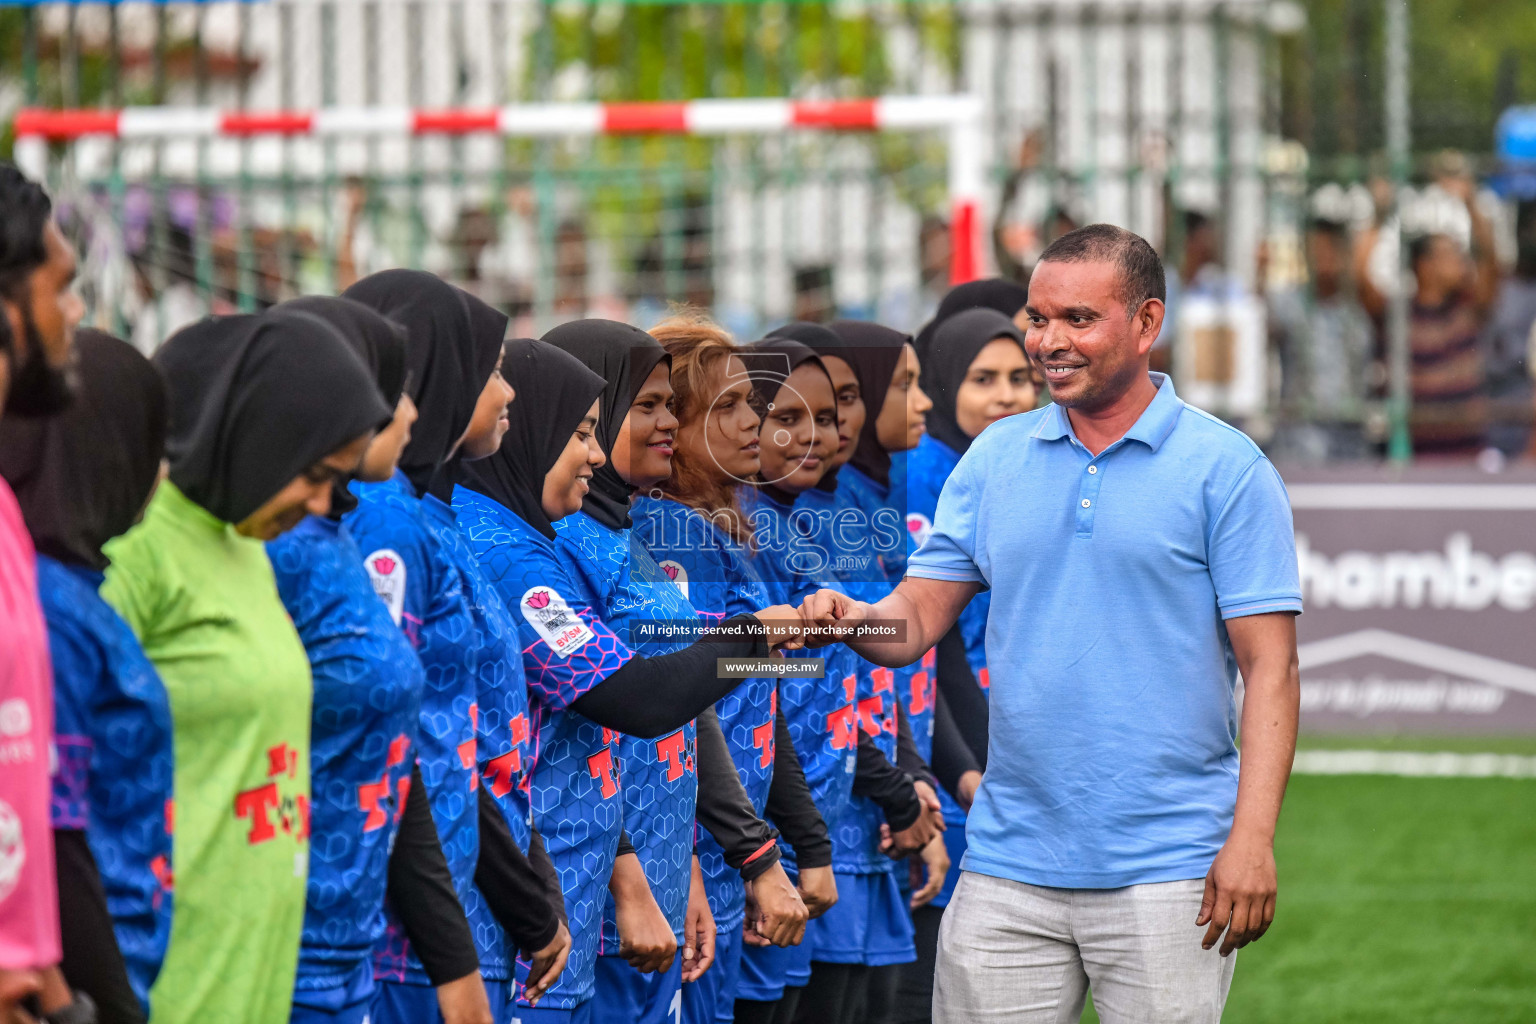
[1021,258,1157,413]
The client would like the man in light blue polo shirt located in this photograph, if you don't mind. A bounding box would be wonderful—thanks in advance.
[801,224,1301,1023]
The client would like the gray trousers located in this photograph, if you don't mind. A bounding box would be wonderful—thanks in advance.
[933,872,1235,1024]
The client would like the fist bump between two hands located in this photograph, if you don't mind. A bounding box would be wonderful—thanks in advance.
[763,589,866,652]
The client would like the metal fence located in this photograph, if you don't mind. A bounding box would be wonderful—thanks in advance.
[5,0,1285,336]
[22,0,1512,460]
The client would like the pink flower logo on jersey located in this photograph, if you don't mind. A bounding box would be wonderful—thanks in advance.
[906,513,932,548]
[527,590,551,610]
[372,555,397,576]
[662,564,680,581]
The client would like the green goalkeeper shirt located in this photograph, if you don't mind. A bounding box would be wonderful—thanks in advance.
[104,482,312,1024]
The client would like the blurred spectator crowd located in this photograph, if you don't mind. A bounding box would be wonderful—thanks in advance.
[88,151,1536,468]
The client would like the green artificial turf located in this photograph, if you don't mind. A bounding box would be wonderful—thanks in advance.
[1295,733,1536,756]
[1079,770,1536,1022]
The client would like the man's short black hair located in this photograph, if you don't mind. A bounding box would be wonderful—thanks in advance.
[1036,223,1167,313]
[0,164,53,302]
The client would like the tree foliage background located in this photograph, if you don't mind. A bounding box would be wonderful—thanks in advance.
[1279,0,1536,176]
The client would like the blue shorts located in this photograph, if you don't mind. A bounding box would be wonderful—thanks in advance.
[737,932,813,1002]
[507,997,592,1024]
[291,962,375,1024]
[589,955,682,1024]
[370,978,511,1024]
[507,957,593,1024]
[806,871,915,967]
[680,915,740,1024]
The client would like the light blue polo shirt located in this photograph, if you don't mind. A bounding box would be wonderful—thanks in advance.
[906,372,1301,889]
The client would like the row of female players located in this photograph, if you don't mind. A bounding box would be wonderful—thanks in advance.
[7,266,1038,1024]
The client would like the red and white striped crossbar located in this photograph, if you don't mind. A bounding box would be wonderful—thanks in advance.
[13,96,979,140]
[14,95,985,283]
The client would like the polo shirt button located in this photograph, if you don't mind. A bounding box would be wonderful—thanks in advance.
[1087,465,1098,474]
[1081,498,1091,508]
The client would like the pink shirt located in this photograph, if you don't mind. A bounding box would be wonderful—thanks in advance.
[0,478,59,969]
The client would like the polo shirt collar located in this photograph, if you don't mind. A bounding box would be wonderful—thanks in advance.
[1122,373,1183,451]
[1030,372,1184,452]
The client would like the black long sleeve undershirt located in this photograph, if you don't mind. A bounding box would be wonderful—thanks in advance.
[570,614,769,738]
[764,704,831,870]
[935,624,989,770]
[930,689,982,802]
[54,829,143,1024]
[527,826,567,928]
[851,731,921,832]
[475,786,559,954]
[387,762,480,986]
[694,704,783,881]
[893,703,938,793]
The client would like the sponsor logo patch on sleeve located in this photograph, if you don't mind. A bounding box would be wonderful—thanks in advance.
[365,548,407,626]
[906,513,933,550]
[520,586,596,658]
[657,560,689,600]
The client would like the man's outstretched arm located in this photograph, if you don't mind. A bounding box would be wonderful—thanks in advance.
[800,577,981,667]
[1198,611,1300,957]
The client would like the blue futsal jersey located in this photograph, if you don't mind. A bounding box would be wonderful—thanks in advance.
[905,434,990,907]
[454,487,630,1010]
[906,435,990,689]
[40,556,173,1012]
[750,487,898,875]
[424,494,538,980]
[553,510,700,946]
[268,515,426,992]
[630,496,776,931]
[344,473,483,985]
[801,470,930,874]
[834,462,910,583]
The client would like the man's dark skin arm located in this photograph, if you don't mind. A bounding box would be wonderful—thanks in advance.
[1199,612,1300,957]
[800,578,981,668]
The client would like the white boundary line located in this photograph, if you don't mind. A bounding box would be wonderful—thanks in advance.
[1287,484,1536,510]
[1292,749,1536,778]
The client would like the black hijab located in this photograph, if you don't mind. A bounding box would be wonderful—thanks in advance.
[280,295,410,409]
[152,310,389,525]
[742,337,832,507]
[923,307,1028,455]
[765,321,844,352]
[278,295,411,516]
[541,319,670,532]
[913,277,1030,356]
[460,338,606,540]
[741,337,827,412]
[0,329,167,571]
[768,322,852,492]
[826,320,911,488]
[343,271,507,497]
